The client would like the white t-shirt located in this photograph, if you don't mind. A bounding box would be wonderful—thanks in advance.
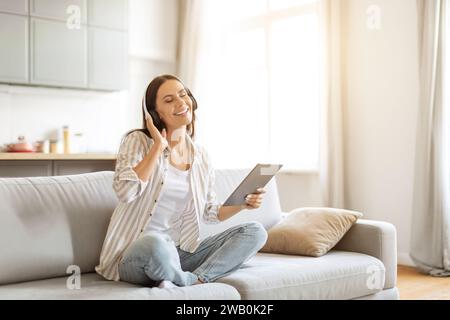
[142,163,194,246]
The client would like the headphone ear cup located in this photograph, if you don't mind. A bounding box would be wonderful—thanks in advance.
[187,90,197,111]
[150,110,165,132]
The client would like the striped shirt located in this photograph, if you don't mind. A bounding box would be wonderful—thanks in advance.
[95,131,222,281]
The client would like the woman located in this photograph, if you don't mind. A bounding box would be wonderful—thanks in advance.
[95,74,268,288]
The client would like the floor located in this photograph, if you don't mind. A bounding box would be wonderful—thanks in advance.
[397,265,450,300]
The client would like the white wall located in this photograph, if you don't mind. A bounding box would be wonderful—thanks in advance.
[0,85,129,153]
[342,0,419,266]
[0,0,178,153]
[129,0,178,62]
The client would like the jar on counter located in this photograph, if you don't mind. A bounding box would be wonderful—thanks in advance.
[63,126,70,154]
[72,132,87,154]
[43,140,50,153]
[34,140,50,153]
[50,140,59,154]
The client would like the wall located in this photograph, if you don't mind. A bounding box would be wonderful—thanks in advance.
[129,0,178,62]
[342,0,419,265]
[0,0,178,154]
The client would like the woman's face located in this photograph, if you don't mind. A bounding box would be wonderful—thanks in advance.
[155,80,193,131]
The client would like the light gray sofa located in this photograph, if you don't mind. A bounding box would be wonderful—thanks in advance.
[0,170,399,300]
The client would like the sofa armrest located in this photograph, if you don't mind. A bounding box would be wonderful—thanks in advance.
[333,219,397,289]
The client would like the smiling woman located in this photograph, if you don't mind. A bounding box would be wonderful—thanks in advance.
[95,74,269,288]
[129,74,198,141]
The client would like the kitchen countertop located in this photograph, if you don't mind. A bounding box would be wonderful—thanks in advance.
[0,153,117,160]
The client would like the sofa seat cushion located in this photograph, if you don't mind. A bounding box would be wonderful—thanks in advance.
[216,251,386,300]
[0,273,240,300]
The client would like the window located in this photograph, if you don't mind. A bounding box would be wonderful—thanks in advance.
[195,0,320,171]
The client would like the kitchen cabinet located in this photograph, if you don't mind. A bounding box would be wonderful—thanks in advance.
[0,0,28,15]
[88,0,128,30]
[0,13,29,84]
[0,161,52,177]
[0,0,128,91]
[30,0,87,23]
[53,160,115,176]
[88,27,128,90]
[30,18,87,88]
[0,159,115,177]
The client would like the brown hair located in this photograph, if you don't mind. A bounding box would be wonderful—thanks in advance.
[123,74,198,141]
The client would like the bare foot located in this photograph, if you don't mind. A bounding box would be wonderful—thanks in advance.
[194,278,205,285]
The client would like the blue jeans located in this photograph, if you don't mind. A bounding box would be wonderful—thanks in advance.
[118,221,268,287]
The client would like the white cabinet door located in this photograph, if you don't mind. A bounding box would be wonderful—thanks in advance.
[30,0,87,23]
[88,27,128,90]
[31,18,87,88]
[88,0,128,30]
[0,0,28,15]
[0,13,28,84]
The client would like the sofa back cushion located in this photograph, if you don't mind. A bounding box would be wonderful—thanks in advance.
[0,172,117,285]
[200,169,283,239]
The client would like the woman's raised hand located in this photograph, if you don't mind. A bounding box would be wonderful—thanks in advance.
[146,114,169,153]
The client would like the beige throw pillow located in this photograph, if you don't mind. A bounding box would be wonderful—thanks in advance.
[260,207,363,257]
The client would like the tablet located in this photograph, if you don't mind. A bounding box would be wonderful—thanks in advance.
[223,164,283,206]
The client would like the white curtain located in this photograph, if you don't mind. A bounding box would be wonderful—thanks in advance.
[176,0,206,91]
[410,0,450,276]
[318,0,345,208]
